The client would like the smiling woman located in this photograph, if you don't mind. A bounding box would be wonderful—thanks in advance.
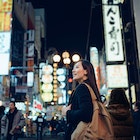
[61,59,101,140]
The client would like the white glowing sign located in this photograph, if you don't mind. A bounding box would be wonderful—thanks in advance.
[0,54,10,75]
[102,0,120,5]
[0,32,11,75]
[27,72,34,87]
[103,5,124,62]
[0,32,11,53]
[107,65,128,88]
[90,47,99,68]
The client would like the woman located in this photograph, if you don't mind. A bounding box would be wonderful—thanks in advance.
[62,59,101,140]
[107,88,133,140]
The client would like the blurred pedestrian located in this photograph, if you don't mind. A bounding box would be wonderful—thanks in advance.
[0,105,5,135]
[1,100,25,140]
[107,88,133,140]
[35,113,45,140]
[26,118,33,137]
[62,59,101,140]
[133,101,140,140]
[50,116,59,135]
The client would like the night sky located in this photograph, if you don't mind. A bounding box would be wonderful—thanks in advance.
[26,0,103,58]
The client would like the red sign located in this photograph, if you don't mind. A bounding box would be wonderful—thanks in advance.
[33,100,42,110]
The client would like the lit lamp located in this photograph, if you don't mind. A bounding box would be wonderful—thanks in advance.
[52,55,61,103]
[41,64,54,102]
[72,54,80,62]
[53,51,80,104]
[62,51,71,68]
[53,54,61,63]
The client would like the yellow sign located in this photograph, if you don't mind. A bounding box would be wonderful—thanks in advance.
[0,12,11,31]
[0,0,13,12]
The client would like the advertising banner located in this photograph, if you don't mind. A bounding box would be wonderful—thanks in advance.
[0,12,11,31]
[0,0,13,12]
[107,65,128,88]
[103,4,124,62]
[0,32,11,75]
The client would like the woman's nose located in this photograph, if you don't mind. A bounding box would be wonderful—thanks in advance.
[72,69,75,73]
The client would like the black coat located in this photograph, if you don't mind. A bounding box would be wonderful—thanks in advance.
[133,110,140,140]
[65,83,93,140]
[35,116,45,131]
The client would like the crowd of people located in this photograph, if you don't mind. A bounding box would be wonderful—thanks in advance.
[0,59,140,140]
[0,101,66,140]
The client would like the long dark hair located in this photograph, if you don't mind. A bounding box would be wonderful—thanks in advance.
[108,88,130,108]
[81,59,101,102]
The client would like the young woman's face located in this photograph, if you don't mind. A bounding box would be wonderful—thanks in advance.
[72,61,87,83]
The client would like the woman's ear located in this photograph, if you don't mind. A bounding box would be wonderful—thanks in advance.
[84,70,87,75]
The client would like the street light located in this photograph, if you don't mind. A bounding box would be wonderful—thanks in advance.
[53,51,80,104]
[72,54,80,62]
[53,51,80,66]
[53,54,61,63]
[62,51,71,67]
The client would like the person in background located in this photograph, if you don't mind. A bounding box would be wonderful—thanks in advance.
[62,59,101,140]
[50,115,59,136]
[107,88,133,140]
[35,113,45,140]
[133,101,140,140]
[1,100,25,140]
[26,118,33,137]
[0,106,5,133]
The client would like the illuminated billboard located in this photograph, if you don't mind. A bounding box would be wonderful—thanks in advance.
[102,0,120,5]
[0,32,11,75]
[0,53,10,75]
[0,31,11,53]
[107,65,128,88]
[27,72,34,87]
[0,0,13,12]
[0,12,11,31]
[90,47,100,89]
[103,4,124,62]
